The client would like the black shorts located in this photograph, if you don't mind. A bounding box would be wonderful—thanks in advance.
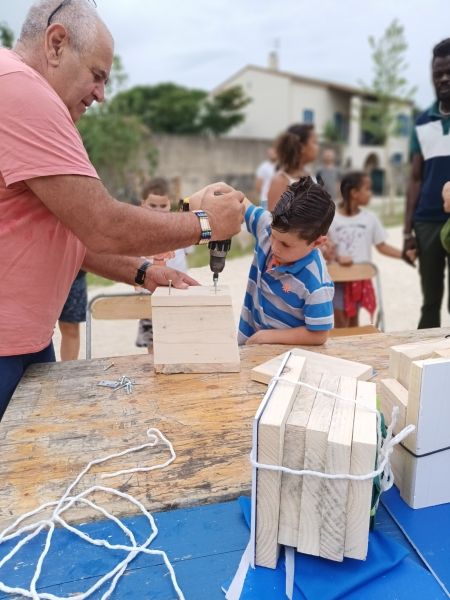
[59,271,87,323]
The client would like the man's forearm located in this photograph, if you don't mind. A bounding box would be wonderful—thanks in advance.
[82,250,142,285]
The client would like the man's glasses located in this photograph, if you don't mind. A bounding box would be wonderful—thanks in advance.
[47,0,97,28]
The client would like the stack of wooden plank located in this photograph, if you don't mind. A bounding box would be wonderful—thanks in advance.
[379,338,450,509]
[254,353,377,568]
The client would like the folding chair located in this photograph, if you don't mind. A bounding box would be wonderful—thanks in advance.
[85,292,152,359]
[327,262,385,333]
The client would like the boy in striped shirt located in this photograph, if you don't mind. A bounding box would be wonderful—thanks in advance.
[238,177,335,346]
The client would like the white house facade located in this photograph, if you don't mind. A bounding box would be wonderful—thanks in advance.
[212,61,413,175]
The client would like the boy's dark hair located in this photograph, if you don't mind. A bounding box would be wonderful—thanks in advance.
[141,177,169,200]
[433,38,450,59]
[275,123,314,172]
[340,171,368,215]
[271,176,335,244]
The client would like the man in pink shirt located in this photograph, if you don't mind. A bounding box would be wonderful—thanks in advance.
[0,0,245,418]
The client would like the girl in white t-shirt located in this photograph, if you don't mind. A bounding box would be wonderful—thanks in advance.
[327,171,402,328]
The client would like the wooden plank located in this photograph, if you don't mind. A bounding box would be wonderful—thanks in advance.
[432,348,450,359]
[405,358,450,455]
[152,285,240,374]
[277,368,322,547]
[297,373,339,556]
[91,294,152,320]
[344,380,377,559]
[391,444,450,509]
[378,378,408,435]
[255,355,306,568]
[329,325,380,337]
[151,285,232,306]
[319,376,356,561]
[251,349,373,385]
[388,338,450,388]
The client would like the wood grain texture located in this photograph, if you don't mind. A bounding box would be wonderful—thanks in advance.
[255,355,306,568]
[344,380,377,560]
[278,368,321,547]
[319,376,356,562]
[378,378,408,435]
[251,348,373,385]
[388,338,450,388]
[152,285,240,374]
[297,373,339,556]
[1,328,448,533]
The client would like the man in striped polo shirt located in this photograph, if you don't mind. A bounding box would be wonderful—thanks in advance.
[404,38,450,328]
[238,177,335,346]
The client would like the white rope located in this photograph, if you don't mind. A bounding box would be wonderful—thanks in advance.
[0,428,185,600]
[265,375,414,492]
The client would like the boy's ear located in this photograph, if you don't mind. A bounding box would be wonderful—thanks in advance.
[311,235,328,248]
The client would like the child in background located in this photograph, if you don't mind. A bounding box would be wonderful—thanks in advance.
[441,181,450,253]
[327,171,403,328]
[267,123,319,211]
[135,178,192,351]
[239,176,335,346]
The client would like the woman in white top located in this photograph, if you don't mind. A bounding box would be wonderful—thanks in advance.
[267,123,319,211]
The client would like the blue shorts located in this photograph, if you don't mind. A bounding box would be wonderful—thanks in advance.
[59,271,87,323]
[0,343,55,421]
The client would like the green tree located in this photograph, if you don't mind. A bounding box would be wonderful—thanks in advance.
[110,82,250,136]
[0,21,14,48]
[201,86,251,135]
[360,20,416,212]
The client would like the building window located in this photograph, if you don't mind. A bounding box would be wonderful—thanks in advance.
[396,114,410,137]
[303,109,314,124]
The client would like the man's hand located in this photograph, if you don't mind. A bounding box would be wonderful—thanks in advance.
[191,182,245,241]
[144,265,199,292]
[402,235,417,266]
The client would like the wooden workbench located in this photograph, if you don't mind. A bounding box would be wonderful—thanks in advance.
[1,328,449,532]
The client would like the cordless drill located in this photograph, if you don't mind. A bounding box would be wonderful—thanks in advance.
[209,239,231,292]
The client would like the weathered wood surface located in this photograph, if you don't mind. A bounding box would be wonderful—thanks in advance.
[1,327,449,531]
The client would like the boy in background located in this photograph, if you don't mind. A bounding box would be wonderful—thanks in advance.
[239,176,335,346]
[136,178,192,350]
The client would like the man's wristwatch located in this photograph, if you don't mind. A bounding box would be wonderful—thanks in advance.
[134,259,151,286]
[193,210,212,245]
[403,232,414,240]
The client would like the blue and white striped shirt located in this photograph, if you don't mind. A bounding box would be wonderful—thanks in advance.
[238,205,334,345]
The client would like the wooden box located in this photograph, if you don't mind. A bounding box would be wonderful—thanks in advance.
[151,285,240,374]
[380,352,450,509]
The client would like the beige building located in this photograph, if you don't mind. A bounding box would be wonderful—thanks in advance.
[213,56,413,180]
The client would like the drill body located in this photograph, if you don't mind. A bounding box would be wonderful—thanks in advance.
[208,239,231,290]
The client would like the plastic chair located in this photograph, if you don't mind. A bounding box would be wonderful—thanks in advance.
[85,292,152,359]
[327,261,385,332]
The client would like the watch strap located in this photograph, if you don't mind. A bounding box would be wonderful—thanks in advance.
[193,210,212,245]
[134,259,151,286]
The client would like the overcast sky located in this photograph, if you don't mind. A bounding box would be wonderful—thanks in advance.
[4,0,449,109]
